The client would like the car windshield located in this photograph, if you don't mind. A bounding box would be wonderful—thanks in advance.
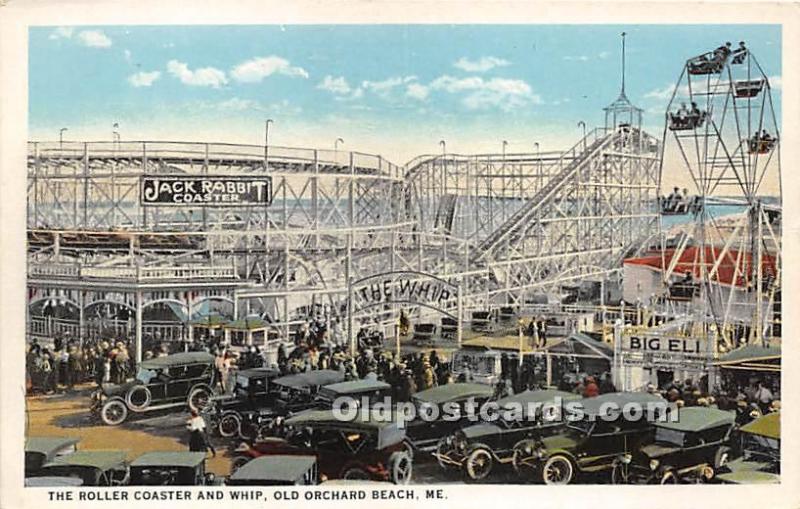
[37,465,99,485]
[742,433,780,462]
[136,367,159,384]
[566,418,594,435]
[236,375,249,389]
[655,426,685,447]
[131,466,197,485]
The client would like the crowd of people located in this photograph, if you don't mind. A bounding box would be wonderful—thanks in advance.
[26,335,135,394]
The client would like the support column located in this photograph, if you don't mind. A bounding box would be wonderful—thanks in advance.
[546,352,552,387]
[78,291,85,348]
[135,290,143,365]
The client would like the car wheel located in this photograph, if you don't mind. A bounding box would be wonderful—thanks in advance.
[660,470,678,484]
[342,467,371,481]
[230,456,250,474]
[389,451,413,485]
[188,386,211,413]
[542,455,574,485]
[100,399,128,426]
[125,386,151,411]
[714,446,731,469]
[218,413,241,438]
[464,447,494,482]
[611,462,630,484]
[239,420,258,441]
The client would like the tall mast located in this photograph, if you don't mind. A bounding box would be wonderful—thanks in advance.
[621,31,626,95]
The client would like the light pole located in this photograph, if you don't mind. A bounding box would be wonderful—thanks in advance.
[439,140,446,197]
[578,120,587,150]
[335,137,344,151]
[59,128,68,148]
[533,142,540,184]
[264,119,273,167]
[502,140,508,161]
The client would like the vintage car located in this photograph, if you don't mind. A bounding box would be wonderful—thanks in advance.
[92,352,217,426]
[271,370,346,413]
[25,437,79,476]
[227,455,318,486]
[232,410,412,484]
[405,382,495,452]
[129,451,218,486]
[433,389,579,481]
[716,412,780,484]
[211,369,348,441]
[513,392,666,484]
[611,407,735,484]
[26,450,129,486]
[202,367,281,438]
[312,379,391,409]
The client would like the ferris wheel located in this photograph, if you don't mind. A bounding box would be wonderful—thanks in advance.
[659,41,781,349]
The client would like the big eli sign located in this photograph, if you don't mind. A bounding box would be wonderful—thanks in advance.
[623,335,709,356]
[141,176,272,206]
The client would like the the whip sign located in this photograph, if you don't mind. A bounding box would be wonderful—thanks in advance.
[141,176,272,206]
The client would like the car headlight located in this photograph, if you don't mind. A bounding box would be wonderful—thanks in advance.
[649,459,659,471]
[523,445,533,454]
[534,448,545,459]
[621,454,632,465]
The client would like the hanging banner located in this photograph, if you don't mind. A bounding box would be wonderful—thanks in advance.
[141,176,272,206]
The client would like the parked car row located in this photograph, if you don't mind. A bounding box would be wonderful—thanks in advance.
[80,353,780,486]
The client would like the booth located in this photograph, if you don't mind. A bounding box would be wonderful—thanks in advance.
[613,321,714,392]
[714,344,781,397]
[188,314,229,345]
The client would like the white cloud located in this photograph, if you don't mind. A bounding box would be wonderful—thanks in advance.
[217,98,258,111]
[49,27,74,40]
[406,82,430,100]
[230,56,309,83]
[77,30,112,48]
[453,56,510,73]
[317,75,351,95]
[128,71,161,87]
[768,75,781,90]
[167,60,228,88]
[124,49,132,63]
[563,55,590,62]
[361,76,417,96]
[644,84,675,101]
[429,75,541,111]
[598,51,611,59]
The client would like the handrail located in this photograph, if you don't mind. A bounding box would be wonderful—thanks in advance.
[475,127,617,256]
[28,140,401,177]
[28,261,238,281]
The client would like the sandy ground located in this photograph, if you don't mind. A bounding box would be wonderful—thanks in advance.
[25,384,614,484]
[25,384,234,475]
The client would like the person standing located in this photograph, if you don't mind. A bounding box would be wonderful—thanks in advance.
[537,317,548,348]
[186,410,216,457]
[753,381,774,415]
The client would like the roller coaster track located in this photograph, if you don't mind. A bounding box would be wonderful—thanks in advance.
[474,127,620,261]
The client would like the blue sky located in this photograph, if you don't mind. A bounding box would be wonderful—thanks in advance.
[29,25,781,165]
